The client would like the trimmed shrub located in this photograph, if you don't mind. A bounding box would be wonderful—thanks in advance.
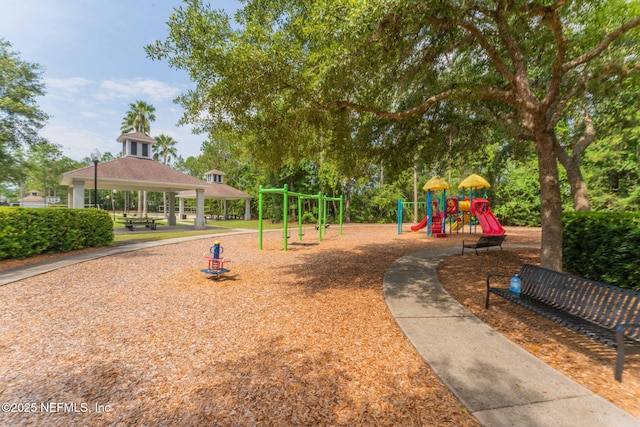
[563,212,640,291]
[0,207,113,260]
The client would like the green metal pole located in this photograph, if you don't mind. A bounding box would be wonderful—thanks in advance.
[258,186,263,249]
[317,191,323,242]
[397,199,403,235]
[283,184,288,251]
[339,196,343,235]
[323,197,329,237]
[298,196,303,241]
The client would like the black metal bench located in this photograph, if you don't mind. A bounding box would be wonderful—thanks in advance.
[123,218,157,231]
[486,263,640,381]
[462,234,506,255]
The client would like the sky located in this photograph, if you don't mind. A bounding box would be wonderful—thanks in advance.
[0,0,241,162]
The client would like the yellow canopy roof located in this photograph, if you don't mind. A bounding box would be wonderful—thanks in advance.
[423,177,451,191]
[458,174,490,189]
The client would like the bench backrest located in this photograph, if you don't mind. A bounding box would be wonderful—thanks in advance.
[519,264,640,340]
[479,235,505,243]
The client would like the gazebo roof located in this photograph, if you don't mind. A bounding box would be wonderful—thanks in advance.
[116,132,156,144]
[177,183,253,201]
[61,156,206,192]
[205,169,226,176]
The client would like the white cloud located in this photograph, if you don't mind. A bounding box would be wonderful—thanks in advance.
[40,123,119,161]
[45,77,92,93]
[99,78,181,103]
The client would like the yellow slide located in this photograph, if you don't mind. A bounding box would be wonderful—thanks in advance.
[451,212,471,231]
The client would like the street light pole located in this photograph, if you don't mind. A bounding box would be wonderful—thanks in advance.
[90,149,101,208]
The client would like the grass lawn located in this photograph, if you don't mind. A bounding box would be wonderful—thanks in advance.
[112,218,290,243]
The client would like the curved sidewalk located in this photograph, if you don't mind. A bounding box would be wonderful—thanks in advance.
[383,246,639,427]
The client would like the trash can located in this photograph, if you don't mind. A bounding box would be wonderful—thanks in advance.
[181,214,187,220]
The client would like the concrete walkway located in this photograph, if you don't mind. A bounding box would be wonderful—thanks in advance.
[383,246,639,427]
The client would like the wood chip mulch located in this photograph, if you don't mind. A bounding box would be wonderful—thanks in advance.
[0,225,637,426]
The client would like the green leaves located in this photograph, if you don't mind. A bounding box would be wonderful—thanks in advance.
[0,38,48,184]
[563,211,640,290]
[0,208,113,260]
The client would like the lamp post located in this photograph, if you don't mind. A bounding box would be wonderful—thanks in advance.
[90,148,101,208]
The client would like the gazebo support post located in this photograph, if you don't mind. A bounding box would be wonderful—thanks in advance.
[72,181,85,208]
[195,189,205,230]
[168,192,177,226]
[244,199,251,220]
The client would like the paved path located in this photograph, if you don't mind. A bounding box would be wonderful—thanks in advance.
[383,246,639,427]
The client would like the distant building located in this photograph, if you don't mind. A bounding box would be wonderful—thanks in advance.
[60,132,212,229]
[177,169,253,220]
[19,190,46,208]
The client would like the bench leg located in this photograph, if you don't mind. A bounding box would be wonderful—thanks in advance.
[615,346,624,382]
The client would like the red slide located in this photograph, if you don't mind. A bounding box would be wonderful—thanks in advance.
[411,216,428,231]
[471,199,505,235]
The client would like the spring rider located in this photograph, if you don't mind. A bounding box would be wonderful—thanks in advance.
[201,240,231,280]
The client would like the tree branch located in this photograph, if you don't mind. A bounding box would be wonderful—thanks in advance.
[563,16,640,73]
[431,16,516,85]
[542,8,569,109]
[494,0,528,82]
[573,105,595,158]
[548,72,588,127]
[324,86,517,120]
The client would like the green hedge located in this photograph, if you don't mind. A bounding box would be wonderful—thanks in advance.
[0,207,113,260]
[563,212,640,291]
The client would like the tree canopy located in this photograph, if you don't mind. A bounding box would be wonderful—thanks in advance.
[147,0,640,270]
[0,39,48,184]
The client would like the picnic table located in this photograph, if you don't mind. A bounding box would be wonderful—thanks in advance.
[122,218,157,231]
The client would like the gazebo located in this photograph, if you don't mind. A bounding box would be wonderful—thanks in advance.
[176,169,253,220]
[60,132,210,229]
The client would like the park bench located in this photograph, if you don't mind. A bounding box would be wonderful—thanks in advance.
[485,263,640,381]
[462,234,506,255]
[123,218,157,231]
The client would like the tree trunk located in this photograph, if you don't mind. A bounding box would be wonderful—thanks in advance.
[535,131,564,272]
[343,180,352,223]
[413,153,419,223]
[555,138,592,212]
[564,160,591,211]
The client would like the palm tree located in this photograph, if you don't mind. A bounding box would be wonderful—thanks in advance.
[152,134,178,165]
[120,100,156,216]
[153,134,179,218]
[120,100,156,135]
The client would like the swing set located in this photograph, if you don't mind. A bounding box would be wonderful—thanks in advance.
[258,184,343,250]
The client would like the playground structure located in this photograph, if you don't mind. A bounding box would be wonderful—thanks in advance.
[398,174,505,237]
[201,240,231,279]
[258,185,343,250]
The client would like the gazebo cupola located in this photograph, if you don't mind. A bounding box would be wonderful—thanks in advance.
[116,132,156,159]
[204,169,225,184]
